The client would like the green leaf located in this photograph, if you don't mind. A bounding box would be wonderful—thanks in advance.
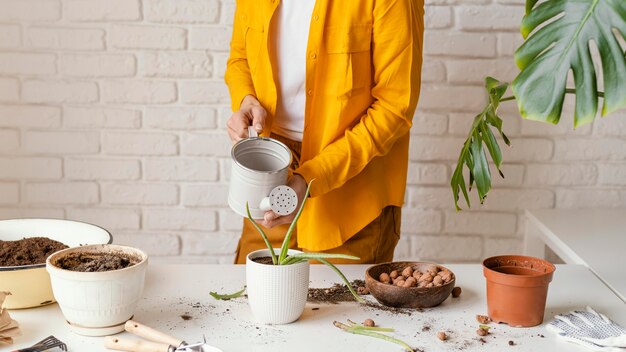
[246,202,277,265]
[470,131,491,201]
[278,179,313,264]
[513,0,626,128]
[451,77,510,210]
[210,286,246,300]
[280,253,361,265]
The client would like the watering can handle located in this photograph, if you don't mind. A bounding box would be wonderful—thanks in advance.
[247,126,258,138]
[125,320,183,347]
[104,336,172,352]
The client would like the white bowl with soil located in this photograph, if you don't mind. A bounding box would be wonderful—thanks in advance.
[46,244,148,336]
[246,249,310,325]
[0,218,112,309]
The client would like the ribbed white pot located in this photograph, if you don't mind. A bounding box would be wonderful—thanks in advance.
[246,249,310,324]
[46,244,148,336]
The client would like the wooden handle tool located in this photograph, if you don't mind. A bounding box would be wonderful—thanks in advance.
[104,336,173,352]
[124,320,184,347]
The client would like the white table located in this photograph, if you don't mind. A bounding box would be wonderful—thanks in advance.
[11,264,626,352]
[524,209,626,302]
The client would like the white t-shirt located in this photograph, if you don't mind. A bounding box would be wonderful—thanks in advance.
[271,0,316,142]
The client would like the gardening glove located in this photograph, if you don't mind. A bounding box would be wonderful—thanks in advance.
[547,306,626,351]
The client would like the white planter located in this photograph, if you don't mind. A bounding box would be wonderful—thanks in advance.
[46,244,148,336]
[246,249,310,324]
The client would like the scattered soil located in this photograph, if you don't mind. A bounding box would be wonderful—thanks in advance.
[180,314,192,321]
[0,237,68,266]
[53,251,139,272]
[509,340,515,346]
[308,280,366,303]
[422,324,431,332]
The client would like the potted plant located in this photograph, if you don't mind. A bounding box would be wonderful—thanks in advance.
[451,0,626,209]
[245,180,365,324]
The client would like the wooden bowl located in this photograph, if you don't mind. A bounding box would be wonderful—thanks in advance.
[365,262,456,308]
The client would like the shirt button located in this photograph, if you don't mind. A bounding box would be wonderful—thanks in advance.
[313,15,319,21]
[307,90,312,96]
[310,52,317,59]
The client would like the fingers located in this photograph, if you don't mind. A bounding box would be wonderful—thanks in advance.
[261,210,297,228]
[226,110,250,144]
[250,105,267,133]
[226,105,267,144]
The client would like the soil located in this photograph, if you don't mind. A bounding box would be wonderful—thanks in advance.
[308,280,366,303]
[53,251,139,272]
[251,256,275,265]
[0,237,68,266]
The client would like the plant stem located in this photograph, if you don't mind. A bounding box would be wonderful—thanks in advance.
[333,321,414,352]
[209,286,246,300]
[246,203,277,265]
[318,258,366,303]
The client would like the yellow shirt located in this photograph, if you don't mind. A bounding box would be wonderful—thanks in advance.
[225,0,424,251]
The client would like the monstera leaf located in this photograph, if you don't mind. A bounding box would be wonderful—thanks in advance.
[513,0,626,127]
[451,0,626,210]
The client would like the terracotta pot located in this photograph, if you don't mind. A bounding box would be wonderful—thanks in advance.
[483,255,555,327]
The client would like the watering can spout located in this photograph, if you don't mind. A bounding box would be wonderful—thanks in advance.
[259,185,298,216]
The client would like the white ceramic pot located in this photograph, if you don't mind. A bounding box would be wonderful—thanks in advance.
[228,128,294,220]
[46,244,148,336]
[246,249,310,324]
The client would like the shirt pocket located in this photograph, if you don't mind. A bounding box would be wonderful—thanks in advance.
[323,24,372,98]
[242,14,264,74]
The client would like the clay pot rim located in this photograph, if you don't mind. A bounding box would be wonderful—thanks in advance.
[483,254,556,279]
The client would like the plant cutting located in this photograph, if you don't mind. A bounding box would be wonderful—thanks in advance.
[333,319,415,352]
[245,180,365,324]
[452,0,626,209]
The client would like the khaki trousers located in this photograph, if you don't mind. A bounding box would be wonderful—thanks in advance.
[233,134,401,264]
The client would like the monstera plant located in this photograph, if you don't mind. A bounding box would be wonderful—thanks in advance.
[452,0,626,209]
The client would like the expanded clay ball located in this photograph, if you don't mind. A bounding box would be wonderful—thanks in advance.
[395,279,406,287]
[357,286,370,295]
[477,328,489,336]
[451,287,462,298]
[402,266,414,278]
[437,331,447,341]
[390,270,399,279]
[476,315,492,324]
[405,276,417,287]
[379,272,391,284]
[433,276,443,286]
[363,319,375,327]
[419,273,433,283]
[412,271,422,279]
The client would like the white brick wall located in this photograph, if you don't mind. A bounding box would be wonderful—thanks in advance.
[0,0,624,263]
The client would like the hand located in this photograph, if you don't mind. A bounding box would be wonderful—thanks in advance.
[262,174,307,228]
[226,95,267,144]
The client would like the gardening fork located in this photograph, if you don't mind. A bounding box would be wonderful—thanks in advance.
[11,335,67,352]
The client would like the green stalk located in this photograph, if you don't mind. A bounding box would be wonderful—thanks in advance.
[318,258,365,303]
[333,321,414,352]
[278,180,313,263]
[279,253,360,265]
[209,286,246,300]
[246,202,277,265]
